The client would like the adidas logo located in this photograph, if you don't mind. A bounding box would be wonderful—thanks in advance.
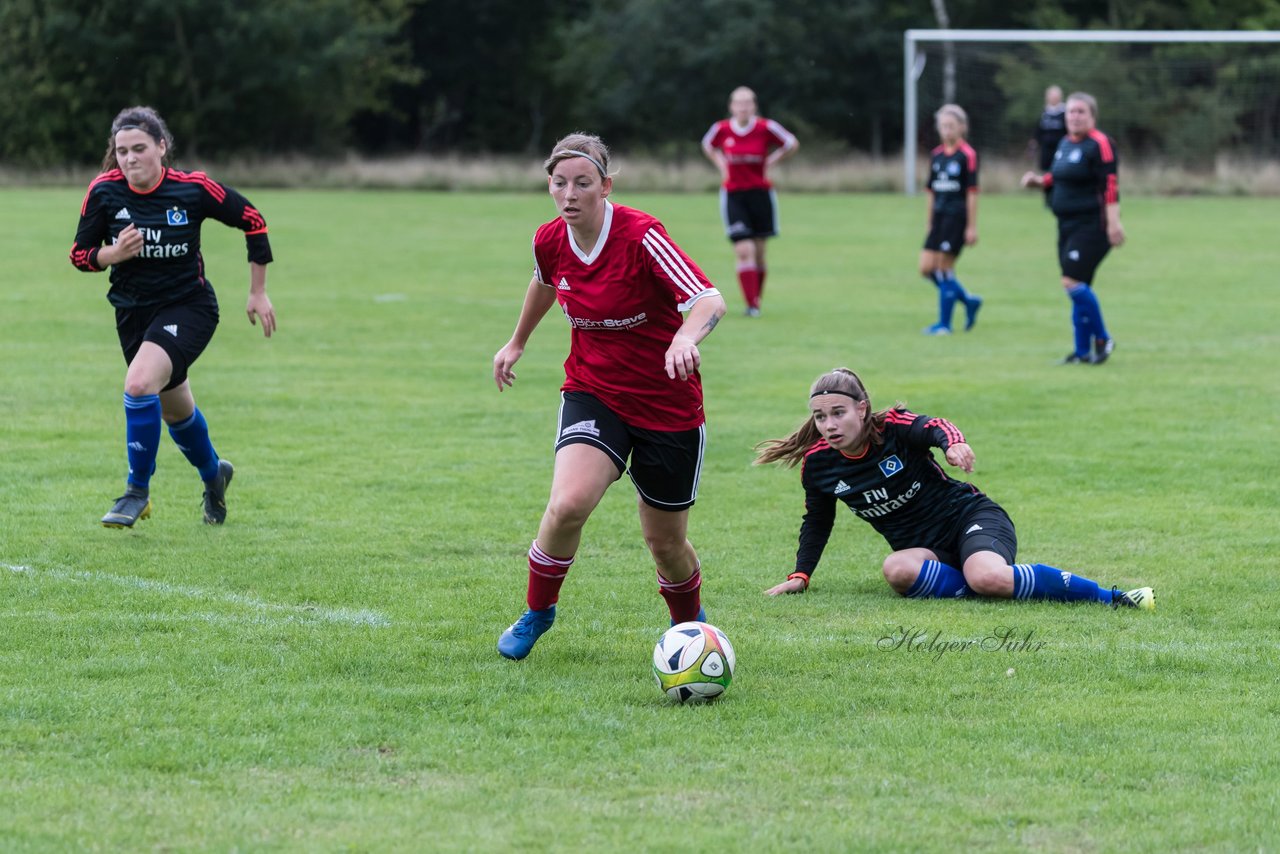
[557,277,572,291]
[1060,571,1072,588]
[965,524,983,534]
[164,324,178,337]
[127,441,147,451]
[114,207,131,220]
[833,480,851,495]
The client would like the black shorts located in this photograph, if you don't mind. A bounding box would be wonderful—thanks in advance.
[115,287,219,391]
[556,391,705,511]
[721,188,779,242]
[929,496,1018,568]
[923,211,967,257]
[1057,214,1111,283]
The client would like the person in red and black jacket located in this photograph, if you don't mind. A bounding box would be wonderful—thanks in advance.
[69,106,276,528]
[1022,92,1125,365]
[754,368,1153,609]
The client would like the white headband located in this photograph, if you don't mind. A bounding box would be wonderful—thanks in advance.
[552,149,607,178]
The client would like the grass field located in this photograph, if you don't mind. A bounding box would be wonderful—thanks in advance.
[1,188,1278,852]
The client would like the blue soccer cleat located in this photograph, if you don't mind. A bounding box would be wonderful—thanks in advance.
[497,605,556,660]
[923,323,952,336]
[672,606,707,627]
[964,296,983,331]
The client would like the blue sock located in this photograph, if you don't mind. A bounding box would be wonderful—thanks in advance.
[906,560,970,598]
[1012,563,1112,604]
[1074,284,1110,343]
[944,272,971,303]
[937,273,959,329]
[168,408,221,482]
[1067,285,1093,357]
[123,393,162,489]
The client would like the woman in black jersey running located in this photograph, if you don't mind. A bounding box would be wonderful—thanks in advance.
[69,106,276,528]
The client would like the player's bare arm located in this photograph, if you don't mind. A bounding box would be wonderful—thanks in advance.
[494,275,558,390]
[665,293,727,381]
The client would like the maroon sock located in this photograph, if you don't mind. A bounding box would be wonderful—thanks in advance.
[736,265,761,309]
[657,565,702,623]
[526,540,574,610]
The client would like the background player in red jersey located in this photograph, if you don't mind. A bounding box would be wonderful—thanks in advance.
[69,106,276,528]
[701,86,798,317]
[754,368,1153,609]
[492,132,727,660]
[1021,92,1125,364]
[918,104,982,335]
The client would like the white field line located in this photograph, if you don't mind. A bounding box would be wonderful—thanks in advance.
[4,562,390,628]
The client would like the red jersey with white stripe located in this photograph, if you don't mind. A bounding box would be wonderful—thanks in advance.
[701,117,797,192]
[532,202,720,431]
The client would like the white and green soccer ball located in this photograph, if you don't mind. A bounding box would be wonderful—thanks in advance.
[652,621,735,703]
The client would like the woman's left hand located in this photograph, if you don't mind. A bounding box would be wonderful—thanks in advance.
[665,333,701,380]
[945,442,974,473]
[1108,221,1126,247]
[247,292,276,338]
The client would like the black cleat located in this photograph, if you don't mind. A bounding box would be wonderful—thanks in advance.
[1093,337,1115,364]
[202,459,234,525]
[1060,351,1093,365]
[102,486,152,528]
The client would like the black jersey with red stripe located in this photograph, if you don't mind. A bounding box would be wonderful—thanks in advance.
[928,142,978,216]
[1045,130,1119,219]
[794,409,982,577]
[70,167,272,309]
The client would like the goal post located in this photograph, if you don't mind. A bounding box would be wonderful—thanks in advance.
[903,29,1280,194]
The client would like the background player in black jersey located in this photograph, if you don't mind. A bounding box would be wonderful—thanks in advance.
[1021,92,1124,365]
[918,105,982,336]
[754,368,1153,609]
[69,106,276,527]
[1029,86,1067,207]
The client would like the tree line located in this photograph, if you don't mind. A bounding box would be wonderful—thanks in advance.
[2,0,1277,168]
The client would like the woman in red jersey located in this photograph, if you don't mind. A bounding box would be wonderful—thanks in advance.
[701,86,798,317]
[69,106,276,528]
[492,132,727,660]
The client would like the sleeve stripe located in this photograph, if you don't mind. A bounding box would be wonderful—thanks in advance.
[643,228,704,299]
[700,123,720,151]
[1089,130,1115,163]
[926,416,965,446]
[766,119,797,149]
[884,409,916,425]
[168,169,227,203]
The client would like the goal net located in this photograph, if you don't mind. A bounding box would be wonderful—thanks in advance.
[903,30,1280,193]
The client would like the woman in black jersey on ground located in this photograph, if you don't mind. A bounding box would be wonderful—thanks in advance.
[755,368,1152,609]
[69,106,276,528]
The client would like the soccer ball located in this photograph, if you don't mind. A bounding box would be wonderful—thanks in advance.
[652,621,735,703]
